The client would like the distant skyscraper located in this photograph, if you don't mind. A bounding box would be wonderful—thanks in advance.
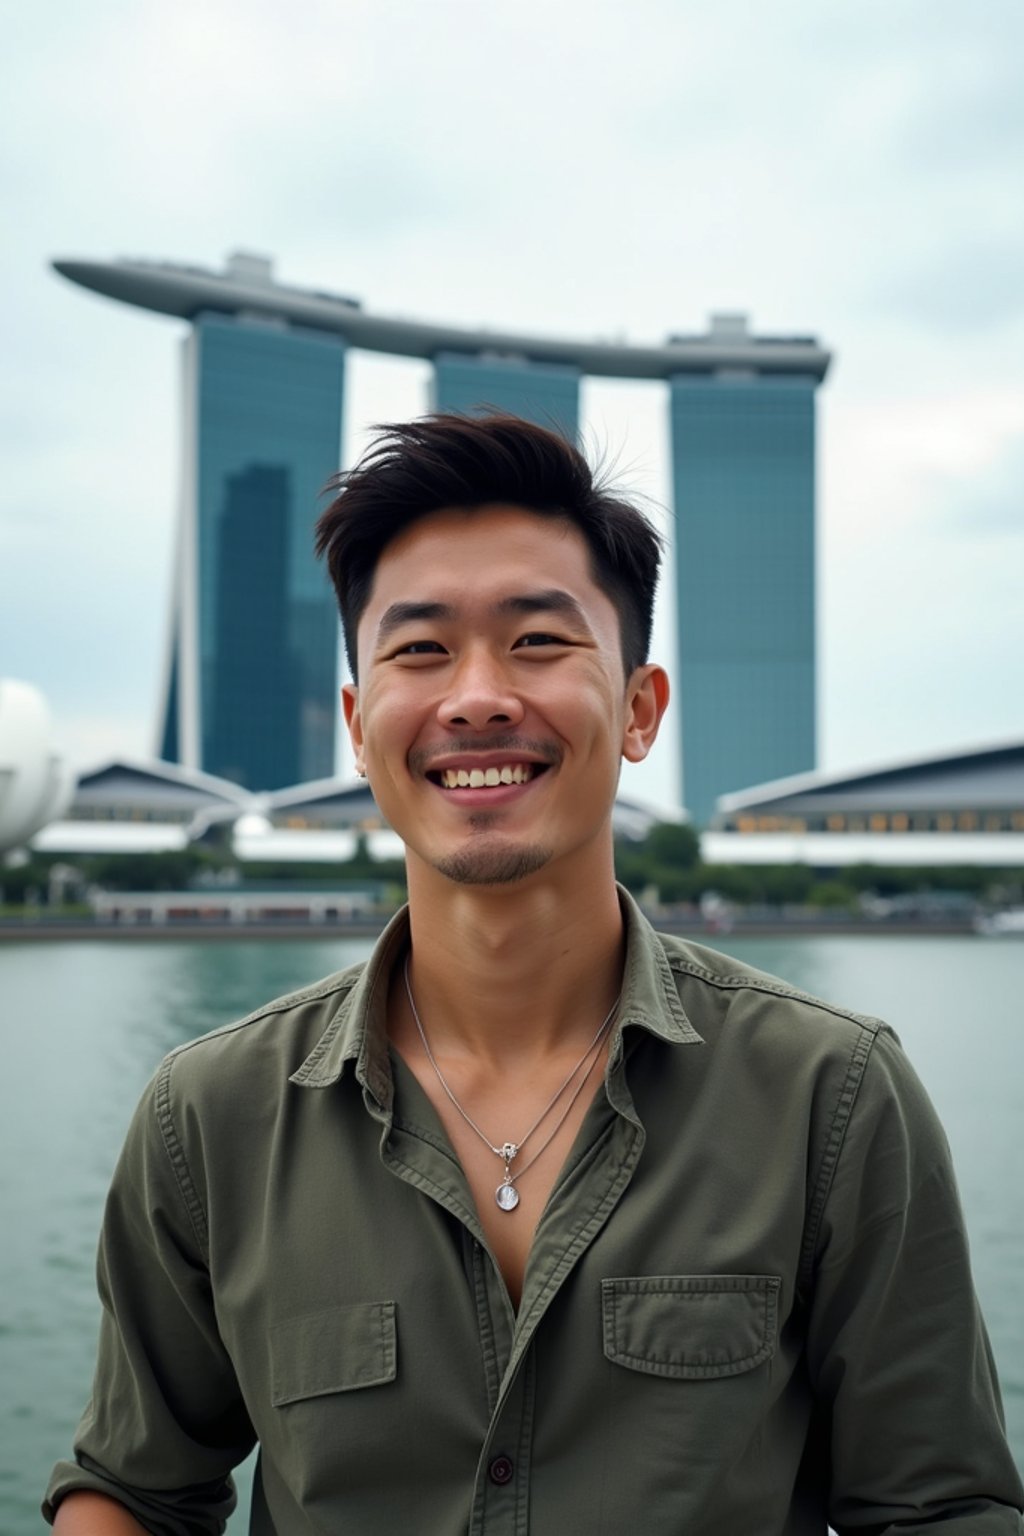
[432,351,579,438]
[158,303,345,790]
[670,315,824,825]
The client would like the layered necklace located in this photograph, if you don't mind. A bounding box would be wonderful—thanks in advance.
[403,957,619,1212]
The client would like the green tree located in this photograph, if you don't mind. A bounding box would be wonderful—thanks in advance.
[642,821,700,870]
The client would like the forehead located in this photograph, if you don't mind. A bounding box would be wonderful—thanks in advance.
[367,503,603,602]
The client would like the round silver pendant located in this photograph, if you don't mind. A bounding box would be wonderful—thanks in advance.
[495,1182,520,1212]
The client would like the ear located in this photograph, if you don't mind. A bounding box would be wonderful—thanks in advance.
[342,683,365,776]
[621,665,669,764]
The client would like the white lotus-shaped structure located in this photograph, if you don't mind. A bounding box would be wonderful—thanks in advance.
[0,680,74,854]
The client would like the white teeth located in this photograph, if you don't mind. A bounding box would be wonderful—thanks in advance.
[439,763,536,789]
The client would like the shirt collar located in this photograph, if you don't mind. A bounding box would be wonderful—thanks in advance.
[290,884,703,1098]
[289,904,410,1104]
[614,884,704,1047]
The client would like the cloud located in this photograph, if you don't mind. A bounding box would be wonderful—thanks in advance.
[934,438,1024,538]
[871,241,1024,332]
[56,709,156,773]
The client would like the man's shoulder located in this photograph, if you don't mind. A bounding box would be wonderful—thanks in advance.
[653,927,886,1049]
[648,928,925,1149]
[161,957,370,1086]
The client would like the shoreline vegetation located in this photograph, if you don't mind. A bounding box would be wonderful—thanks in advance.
[0,913,988,941]
[2,824,1022,940]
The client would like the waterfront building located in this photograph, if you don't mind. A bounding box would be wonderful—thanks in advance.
[670,314,824,826]
[432,351,579,437]
[30,758,250,854]
[156,270,346,791]
[704,738,1024,867]
[53,254,832,816]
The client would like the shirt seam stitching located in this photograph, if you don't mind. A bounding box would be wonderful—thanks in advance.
[384,1148,481,1233]
[607,1284,773,1370]
[798,1024,877,1293]
[513,1123,643,1351]
[166,974,360,1064]
[154,1056,210,1259]
[666,956,881,1030]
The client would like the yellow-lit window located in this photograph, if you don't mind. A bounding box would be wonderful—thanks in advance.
[738,816,758,834]
[984,815,1002,832]
[1011,813,1024,832]
[937,813,955,832]
[827,814,846,832]
[870,814,888,832]
[891,813,909,832]
[958,811,978,831]
[790,818,806,834]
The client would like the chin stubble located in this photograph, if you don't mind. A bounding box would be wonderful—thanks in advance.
[432,841,554,886]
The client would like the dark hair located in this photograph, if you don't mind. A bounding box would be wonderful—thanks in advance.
[315,411,662,681]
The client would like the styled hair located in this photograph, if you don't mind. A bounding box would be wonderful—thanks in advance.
[315,412,662,682]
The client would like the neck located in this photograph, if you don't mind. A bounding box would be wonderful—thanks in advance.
[402,854,625,1069]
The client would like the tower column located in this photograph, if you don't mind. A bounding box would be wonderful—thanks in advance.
[432,351,580,439]
[669,317,821,825]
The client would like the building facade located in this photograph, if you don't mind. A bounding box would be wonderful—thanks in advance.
[158,303,345,790]
[671,321,821,824]
[432,351,580,438]
[703,739,1024,866]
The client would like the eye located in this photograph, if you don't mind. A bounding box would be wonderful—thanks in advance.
[394,640,447,656]
[512,632,565,649]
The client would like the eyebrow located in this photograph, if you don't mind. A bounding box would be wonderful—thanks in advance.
[494,589,591,627]
[374,589,592,649]
[375,601,454,647]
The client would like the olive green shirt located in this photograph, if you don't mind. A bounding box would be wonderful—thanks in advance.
[46,891,1023,1534]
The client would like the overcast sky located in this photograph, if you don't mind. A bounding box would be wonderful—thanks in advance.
[2,0,1022,816]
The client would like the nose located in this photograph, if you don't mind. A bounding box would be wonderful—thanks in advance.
[438,647,525,731]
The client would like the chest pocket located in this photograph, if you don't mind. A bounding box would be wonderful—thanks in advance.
[269,1302,397,1406]
[602,1275,779,1380]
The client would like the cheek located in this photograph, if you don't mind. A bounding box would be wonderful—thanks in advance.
[360,695,434,783]
[571,682,626,748]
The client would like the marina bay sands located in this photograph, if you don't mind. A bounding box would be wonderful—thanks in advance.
[55,252,831,825]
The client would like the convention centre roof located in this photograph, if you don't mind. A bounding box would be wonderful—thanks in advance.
[713,739,1024,822]
[703,739,1024,867]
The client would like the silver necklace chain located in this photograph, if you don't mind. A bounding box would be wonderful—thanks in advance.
[403,956,618,1212]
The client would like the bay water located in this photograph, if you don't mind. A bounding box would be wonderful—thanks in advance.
[2,932,1021,1531]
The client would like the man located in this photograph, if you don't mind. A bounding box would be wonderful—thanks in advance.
[47,414,1022,1533]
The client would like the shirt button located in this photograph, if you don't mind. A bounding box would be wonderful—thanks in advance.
[488,1455,514,1485]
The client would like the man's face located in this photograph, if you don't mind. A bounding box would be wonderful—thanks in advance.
[343,504,666,889]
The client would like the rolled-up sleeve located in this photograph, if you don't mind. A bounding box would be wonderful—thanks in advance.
[43,1060,255,1534]
[806,1027,1023,1533]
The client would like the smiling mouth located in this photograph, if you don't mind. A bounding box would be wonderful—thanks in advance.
[429,763,548,790]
